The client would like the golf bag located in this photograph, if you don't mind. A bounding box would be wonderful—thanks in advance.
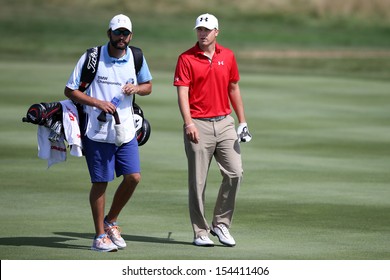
[133,103,151,146]
[22,46,151,146]
[22,102,63,142]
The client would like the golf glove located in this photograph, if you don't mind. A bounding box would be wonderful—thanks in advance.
[237,123,252,143]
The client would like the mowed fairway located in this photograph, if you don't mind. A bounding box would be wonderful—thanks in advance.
[0,61,389,260]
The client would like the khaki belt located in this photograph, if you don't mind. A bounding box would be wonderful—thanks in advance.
[196,115,227,122]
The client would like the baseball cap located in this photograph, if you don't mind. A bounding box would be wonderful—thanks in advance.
[109,14,132,32]
[194,13,219,30]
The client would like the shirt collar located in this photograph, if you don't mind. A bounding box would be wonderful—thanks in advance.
[194,42,222,56]
[104,43,130,64]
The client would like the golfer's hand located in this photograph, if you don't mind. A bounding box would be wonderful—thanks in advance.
[237,123,252,143]
[185,123,200,144]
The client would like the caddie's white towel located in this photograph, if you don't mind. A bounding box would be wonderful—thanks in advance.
[37,100,83,168]
[37,126,67,168]
[60,100,83,157]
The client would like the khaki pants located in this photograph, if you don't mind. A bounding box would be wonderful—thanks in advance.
[184,115,243,238]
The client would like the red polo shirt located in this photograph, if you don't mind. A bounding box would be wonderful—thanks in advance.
[173,43,240,118]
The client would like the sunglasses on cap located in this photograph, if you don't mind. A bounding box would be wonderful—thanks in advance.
[112,29,131,36]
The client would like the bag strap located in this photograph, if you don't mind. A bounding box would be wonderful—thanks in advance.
[129,45,143,75]
[128,46,144,104]
[79,46,102,92]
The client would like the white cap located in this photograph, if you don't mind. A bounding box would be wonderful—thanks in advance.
[194,13,218,30]
[109,14,132,32]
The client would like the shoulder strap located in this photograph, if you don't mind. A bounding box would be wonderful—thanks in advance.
[129,46,144,104]
[129,46,143,75]
[79,46,102,92]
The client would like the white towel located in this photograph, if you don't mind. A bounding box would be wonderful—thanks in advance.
[60,100,83,157]
[36,100,83,168]
[37,126,67,168]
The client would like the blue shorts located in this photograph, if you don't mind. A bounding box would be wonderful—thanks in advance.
[83,136,140,183]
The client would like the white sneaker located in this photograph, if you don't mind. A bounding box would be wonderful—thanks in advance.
[91,234,118,252]
[193,235,214,247]
[211,224,236,247]
[104,220,127,249]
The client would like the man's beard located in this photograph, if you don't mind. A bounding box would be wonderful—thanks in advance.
[110,36,128,50]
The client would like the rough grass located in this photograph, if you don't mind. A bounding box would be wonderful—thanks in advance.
[1,1,390,80]
[3,1,388,124]
[22,0,390,21]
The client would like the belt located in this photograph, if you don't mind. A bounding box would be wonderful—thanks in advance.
[196,115,227,122]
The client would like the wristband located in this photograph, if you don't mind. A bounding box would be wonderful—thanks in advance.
[185,123,195,129]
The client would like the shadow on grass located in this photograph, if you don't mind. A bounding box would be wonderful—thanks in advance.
[0,232,225,250]
[0,236,89,250]
[55,232,193,246]
[0,232,193,250]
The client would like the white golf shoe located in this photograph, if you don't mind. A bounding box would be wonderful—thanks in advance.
[193,235,214,247]
[211,224,236,247]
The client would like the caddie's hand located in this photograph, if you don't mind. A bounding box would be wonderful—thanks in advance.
[185,123,200,144]
[237,123,252,143]
[98,100,117,114]
[122,84,139,96]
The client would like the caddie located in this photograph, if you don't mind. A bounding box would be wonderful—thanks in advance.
[64,14,152,252]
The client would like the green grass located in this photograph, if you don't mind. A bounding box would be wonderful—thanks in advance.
[1,0,389,261]
[0,62,389,260]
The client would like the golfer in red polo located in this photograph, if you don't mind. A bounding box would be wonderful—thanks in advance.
[173,13,252,247]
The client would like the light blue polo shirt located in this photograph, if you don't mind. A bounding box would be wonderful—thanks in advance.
[66,44,152,144]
